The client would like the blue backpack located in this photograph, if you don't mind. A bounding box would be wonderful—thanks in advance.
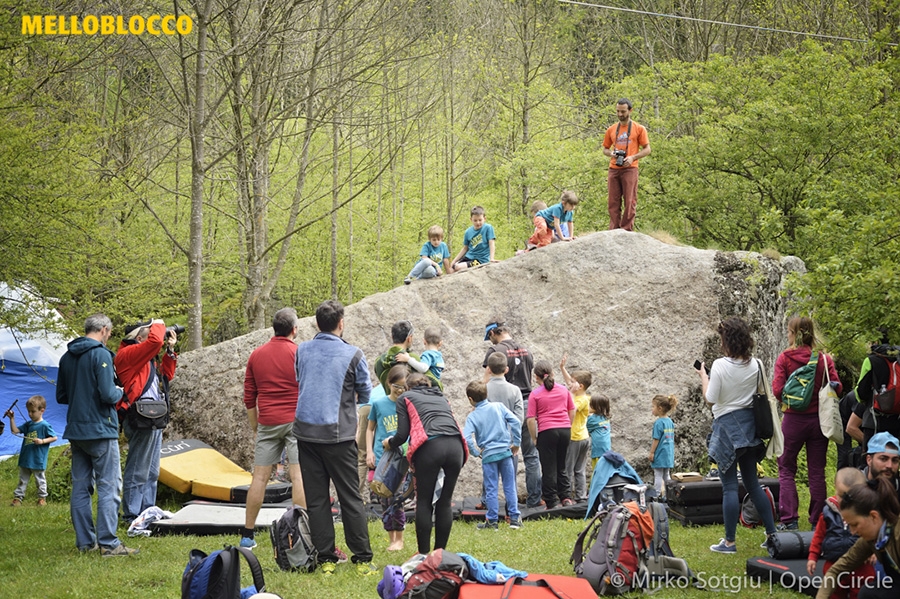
[181,546,266,599]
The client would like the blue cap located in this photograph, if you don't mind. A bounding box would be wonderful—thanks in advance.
[867,431,900,456]
[484,322,500,341]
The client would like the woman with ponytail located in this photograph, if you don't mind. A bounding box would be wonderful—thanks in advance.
[816,477,900,599]
[526,360,575,508]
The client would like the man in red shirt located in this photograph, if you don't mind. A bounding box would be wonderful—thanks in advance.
[240,308,306,549]
[603,98,651,231]
[114,319,177,525]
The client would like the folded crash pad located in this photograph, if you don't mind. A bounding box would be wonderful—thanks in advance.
[158,439,291,503]
[666,477,780,506]
[149,502,289,536]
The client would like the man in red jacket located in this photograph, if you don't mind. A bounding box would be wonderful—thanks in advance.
[114,319,177,524]
[239,308,307,550]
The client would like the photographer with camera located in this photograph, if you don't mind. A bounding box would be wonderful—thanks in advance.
[602,98,651,231]
[113,319,179,525]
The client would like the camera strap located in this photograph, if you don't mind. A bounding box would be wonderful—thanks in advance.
[614,120,632,154]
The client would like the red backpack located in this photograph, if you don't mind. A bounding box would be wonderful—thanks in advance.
[400,549,468,599]
[873,355,900,415]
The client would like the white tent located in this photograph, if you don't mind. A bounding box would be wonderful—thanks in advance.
[1,283,70,457]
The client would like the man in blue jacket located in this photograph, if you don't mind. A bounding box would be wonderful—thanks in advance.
[294,300,373,573]
[56,314,138,557]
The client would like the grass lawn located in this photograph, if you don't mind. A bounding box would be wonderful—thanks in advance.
[0,447,818,598]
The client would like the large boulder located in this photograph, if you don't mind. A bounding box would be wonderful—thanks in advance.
[168,230,804,498]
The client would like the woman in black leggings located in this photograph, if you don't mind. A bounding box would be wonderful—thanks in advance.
[386,373,467,555]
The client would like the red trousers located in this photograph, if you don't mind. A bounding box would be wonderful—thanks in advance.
[607,167,639,231]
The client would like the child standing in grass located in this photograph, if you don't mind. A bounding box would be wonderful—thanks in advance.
[450,206,497,271]
[5,395,57,506]
[586,395,611,470]
[649,394,677,498]
[806,467,875,597]
[404,225,452,284]
[560,354,591,502]
[463,381,523,530]
[367,365,408,551]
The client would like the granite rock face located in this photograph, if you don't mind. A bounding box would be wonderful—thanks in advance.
[167,230,804,499]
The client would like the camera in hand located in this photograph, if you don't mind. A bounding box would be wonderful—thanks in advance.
[614,149,627,167]
[166,324,185,337]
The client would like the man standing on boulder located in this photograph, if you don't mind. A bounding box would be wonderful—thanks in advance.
[482,321,542,508]
[239,307,306,550]
[602,98,651,231]
[294,300,374,574]
[57,314,137,556]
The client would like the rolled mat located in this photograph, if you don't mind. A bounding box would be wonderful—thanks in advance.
[766,530,815,560]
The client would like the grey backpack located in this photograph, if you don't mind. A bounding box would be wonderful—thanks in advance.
[270,506,317,572]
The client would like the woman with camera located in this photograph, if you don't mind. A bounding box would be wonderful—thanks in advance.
[697,316,777,553]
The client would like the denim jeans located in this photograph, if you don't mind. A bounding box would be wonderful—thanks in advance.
[483,455,520,522]
[519,402,542,507]
[407,260,439,280]
[70,438,123,550]
[720,447,776,542]
[778,411,828,526]
[122,422,163,522]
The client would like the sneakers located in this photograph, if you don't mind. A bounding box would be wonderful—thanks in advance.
[403,277,412,285]
[10,498,22,506]
[705,467,720,480]
[709,538,737,554]
[356,561,379,576]
[335,546,349,564]
[320,562,336,576]
[101,544,140,557]
[78,543,99,554]
[560,498,576,507]
[37,498,47,506]
[476,520,499,530]
[777,520,799,531]
[509,518,523,530]
[239,536,257,550]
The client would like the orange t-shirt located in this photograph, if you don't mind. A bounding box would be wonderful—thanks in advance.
[603,120,649,169]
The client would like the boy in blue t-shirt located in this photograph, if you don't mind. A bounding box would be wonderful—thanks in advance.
[396,326,444,390]
[463,381,523,530]
[450,206,496,272]
[6,395,57,506]
[586,394,611,470]
[649,394,678,498]
[404,225,452,284]
[536,190,579,242]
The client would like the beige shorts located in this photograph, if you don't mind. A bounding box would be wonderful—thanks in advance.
[254,422,299,466]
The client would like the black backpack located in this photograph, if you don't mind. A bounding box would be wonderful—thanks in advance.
[271,505,318,572]
[181,545,266,599]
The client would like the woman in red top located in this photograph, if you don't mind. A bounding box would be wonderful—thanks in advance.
[772,316,842,529]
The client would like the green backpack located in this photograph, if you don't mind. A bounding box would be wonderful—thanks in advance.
[781,352,819,410]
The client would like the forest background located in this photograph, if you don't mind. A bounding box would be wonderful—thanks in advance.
[1,0,899,368]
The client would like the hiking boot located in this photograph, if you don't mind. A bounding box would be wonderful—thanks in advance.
[320,562,336,576]
[239,536,257,550]
[508,518,524,530]
[404,277,412,285]
[10,498,22,506]
[561,498,575,507]
[474,501,487,510]
[37,498,47,506]
[356,561,379,576]
[476,520,499,530]
[335,546,349,564]
[776,520,799,531]
[101,544,140,557]
[78,543,99,554]
[709,539,736,554]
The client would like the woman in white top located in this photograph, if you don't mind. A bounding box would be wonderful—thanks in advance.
[698,316,777,553]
